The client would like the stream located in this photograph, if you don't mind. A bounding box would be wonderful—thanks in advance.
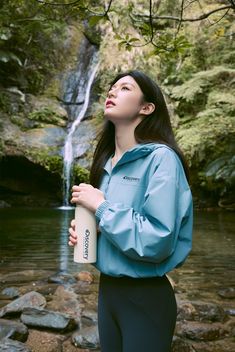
[0,207,234,305]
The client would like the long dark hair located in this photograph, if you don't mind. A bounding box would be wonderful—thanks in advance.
[90,70,190,187]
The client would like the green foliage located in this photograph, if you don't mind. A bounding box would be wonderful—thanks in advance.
[28,107,66,126]
[25,149,63,175]
[0,0,67,93]
[171,66,235,117]
[0,91,11,113]
[198,148,235,198]
[175,113,235,165]
[73,164,90,184]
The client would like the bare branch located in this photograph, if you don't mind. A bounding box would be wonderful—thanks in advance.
[86,0,113,16]
[208,8,231,26]
[36,0,81,6]
[175,0,185,36]
[133,5,234,23]
[149,0,154,42]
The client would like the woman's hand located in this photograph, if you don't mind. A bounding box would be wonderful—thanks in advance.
[68,219,77,246]
[68,219,101,247]
[71,183,105,213]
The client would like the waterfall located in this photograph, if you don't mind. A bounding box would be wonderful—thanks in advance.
[60,46,99,209]
[62,62,99,207]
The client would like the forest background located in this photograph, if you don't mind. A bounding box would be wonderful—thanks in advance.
[0,0,234,209]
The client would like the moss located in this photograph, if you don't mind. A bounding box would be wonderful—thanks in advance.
[43,78,61,99]
[25,149,63,175]
[73,163,90,184]
[0,91,11,113]
[28,107,66,127]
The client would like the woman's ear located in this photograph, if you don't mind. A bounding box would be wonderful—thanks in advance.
[140,102,155,116]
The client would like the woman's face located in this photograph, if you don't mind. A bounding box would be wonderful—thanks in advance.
[104,75,145,124]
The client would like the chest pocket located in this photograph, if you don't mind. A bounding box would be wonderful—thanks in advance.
[110,177,147,208]
[120,176,141,186]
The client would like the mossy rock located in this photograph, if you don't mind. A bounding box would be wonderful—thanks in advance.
[72,163,90,184]
[25,149,63,175]
[28,107,67,127]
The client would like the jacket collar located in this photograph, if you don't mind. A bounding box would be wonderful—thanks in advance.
[103,143,166,174]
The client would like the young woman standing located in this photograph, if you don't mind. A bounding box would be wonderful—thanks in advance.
[68,70,193,352]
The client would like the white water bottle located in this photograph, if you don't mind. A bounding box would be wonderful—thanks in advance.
[74,205,97,263]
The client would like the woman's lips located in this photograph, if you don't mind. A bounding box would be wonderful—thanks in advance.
[106,100,116,107]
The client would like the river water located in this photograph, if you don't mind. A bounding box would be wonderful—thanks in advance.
[0,208,234,305]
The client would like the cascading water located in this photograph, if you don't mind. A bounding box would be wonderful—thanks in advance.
[56,39,99,274]
[60,42,99,209]
[62,61,99,208]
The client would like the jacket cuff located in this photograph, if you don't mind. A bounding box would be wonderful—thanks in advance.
[95,200,110,222]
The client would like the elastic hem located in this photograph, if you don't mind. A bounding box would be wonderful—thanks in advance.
[95,200,110,222]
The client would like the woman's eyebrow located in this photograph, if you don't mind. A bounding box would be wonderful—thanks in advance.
[111,82,135,88]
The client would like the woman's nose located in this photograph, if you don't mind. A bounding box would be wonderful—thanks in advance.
[108,89,116,98]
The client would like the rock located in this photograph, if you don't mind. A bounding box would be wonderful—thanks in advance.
[0,200,11,208]
[1,287,20,299]
[21,307,77,332]
[177,300,228,322]
[0,270,53,284]
[74,271,94,284]
[46,285,81,324]
[218,287,235,299]
[0,337,31,352]
[26,95,68,127]
[0,291,46,318]
[81,309,98,327]
[191,337,235,352]
[6,87,26,103]
[48,273,77,285]
[72,325,100,350]
[22,283,58,298]
[171,336,194,352]
[0,318,28,341]
[225,308,235,316]
[72,281,96,295]
[25,329,66,352]
[176,321,228,341]
[62,337,92,352]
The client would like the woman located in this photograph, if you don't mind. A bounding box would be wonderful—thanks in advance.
[68,70,193,352]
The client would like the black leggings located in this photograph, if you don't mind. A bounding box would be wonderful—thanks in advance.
[98,273,177,352]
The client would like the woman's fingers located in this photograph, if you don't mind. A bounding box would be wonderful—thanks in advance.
[71,219,75,228]
[68,223,77,246]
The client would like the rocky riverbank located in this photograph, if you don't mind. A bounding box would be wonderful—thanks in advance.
[0,269,234,352]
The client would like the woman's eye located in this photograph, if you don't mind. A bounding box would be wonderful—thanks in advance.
[122,86,129,90]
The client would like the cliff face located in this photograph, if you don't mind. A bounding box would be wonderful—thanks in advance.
[0,1,234,208]
[0,24,99,207]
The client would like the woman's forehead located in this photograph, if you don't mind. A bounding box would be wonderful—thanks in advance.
[111,75,137,88]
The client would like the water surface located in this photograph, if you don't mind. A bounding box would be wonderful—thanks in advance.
[0,208,234,304]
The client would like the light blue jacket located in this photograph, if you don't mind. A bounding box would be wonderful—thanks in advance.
[94,143,193,278]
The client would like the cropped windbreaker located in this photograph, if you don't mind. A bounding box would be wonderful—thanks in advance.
[94,143,193,278]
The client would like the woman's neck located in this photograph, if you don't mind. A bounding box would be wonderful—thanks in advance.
[112,123,139,162]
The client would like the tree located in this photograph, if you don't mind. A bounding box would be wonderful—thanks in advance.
[36,0,235,55]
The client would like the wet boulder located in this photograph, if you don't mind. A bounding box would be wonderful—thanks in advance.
[0,337,31,352]
[177,300,228,322]
[0,291,46,318]
[21,307,77,332]
[0,318,28,341]
[72,325,100,350]
[176,321,228,341]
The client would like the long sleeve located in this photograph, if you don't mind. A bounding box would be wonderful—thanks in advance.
[95,150,192,264]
